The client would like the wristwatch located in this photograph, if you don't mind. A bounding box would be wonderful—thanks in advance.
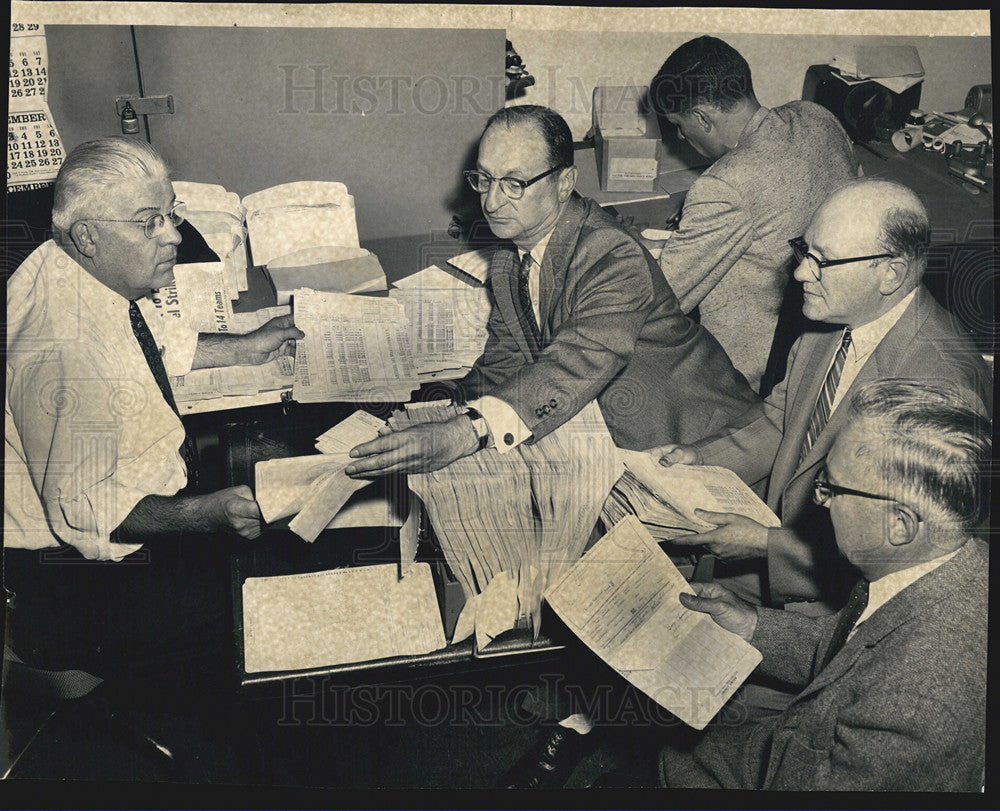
[464,407,491,452]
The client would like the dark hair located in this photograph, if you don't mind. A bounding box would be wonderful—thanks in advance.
[649,35,755,117]
[878,206,930,270]
[849,379,992,531]
[483,105,574,169]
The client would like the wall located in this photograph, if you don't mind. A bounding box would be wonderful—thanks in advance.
[44,25,505,241]
[507,31,993,139]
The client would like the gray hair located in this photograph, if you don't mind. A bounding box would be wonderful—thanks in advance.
[848,379,991,531]
[51,137,169,231]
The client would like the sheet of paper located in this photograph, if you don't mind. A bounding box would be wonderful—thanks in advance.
[242,562,446,673]
[618,452,780,530]
[446,249,492,284]
[545,515,762,730]
[288,467,371,542]
[149,262,236,333]
[389,287,491,374]
[315,410,387,454]
[291,288,419,403]
[8,23,65,192]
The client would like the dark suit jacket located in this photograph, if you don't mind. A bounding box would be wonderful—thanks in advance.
[458,195,760,450]
[695,286,992,606]
[661,539,988,791]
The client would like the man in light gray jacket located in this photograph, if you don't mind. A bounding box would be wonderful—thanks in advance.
[647,36,860,392]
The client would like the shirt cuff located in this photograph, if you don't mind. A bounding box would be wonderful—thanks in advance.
[468,395,532,454]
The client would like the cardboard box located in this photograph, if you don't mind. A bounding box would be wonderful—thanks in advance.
[592,85,660,192]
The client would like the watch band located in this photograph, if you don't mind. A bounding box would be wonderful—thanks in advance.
[464,407,491,452]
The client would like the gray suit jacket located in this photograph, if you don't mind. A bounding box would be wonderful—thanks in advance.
[658,102,860,390]
[661,539,988,791]
[697,286,992,606]
[459,194,760,450]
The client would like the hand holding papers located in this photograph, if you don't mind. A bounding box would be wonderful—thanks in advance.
[254,410,402,542]
[545,516,762,730]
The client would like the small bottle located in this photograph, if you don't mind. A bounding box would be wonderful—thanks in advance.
[906,109,926,127]
[121,101,140,135]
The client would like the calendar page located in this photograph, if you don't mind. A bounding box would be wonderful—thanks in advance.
[8,22,64,191]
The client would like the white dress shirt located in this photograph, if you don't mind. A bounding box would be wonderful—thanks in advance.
[829,289,917,413]
[5,240,195,560]
[847,548,960,640]
[467,230,555,453]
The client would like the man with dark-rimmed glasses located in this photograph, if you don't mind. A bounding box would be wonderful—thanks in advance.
[649,178,991,614]
[648,379,990,790]
[347,104,758,478]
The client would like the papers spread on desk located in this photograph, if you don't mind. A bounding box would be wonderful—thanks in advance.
[405,399,621,649]
[546,515,762,730]
[242,562,446,673]
[389,286,491,375]
[602,451,780,543]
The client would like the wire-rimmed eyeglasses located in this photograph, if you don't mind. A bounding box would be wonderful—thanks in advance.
[83,201,187,239]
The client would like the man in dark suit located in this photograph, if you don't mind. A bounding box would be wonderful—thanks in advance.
[652,379,989,790]
[651,179,992,611]
[346,104,758,477]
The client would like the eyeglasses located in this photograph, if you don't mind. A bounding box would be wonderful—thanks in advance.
[813,468,922,522]
[789,236,894,281]
[464,165,566,200]
[84,201,187,239]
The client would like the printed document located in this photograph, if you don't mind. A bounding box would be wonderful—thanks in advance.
[546,515,762,729]
[242,562,446,673]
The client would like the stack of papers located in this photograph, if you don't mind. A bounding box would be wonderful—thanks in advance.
[291,288,420,403]
[254,410,401,541]
[602,450,780,542]
[267,245,387,306]
[405,400,621,648]
[828,45,924,94]
[172,180,249,294]
[242,562,446,673]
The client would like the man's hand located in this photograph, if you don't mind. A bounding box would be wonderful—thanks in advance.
[345,416,479,477]
[679,582,758,642]
[644,443,702,467]
[670,510,769,563]
[236,315,304,365]
[205,485,263,539]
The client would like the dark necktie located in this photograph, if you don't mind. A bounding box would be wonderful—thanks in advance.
[800,328,852,463]
[517,251,541,350]
[819,578,869,671]
[129,301,198,487]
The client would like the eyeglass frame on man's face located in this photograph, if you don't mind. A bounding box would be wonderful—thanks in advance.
[81,201,187,239]
[464,165,566,200]
[813,467,922,522]
[789,236,895,281]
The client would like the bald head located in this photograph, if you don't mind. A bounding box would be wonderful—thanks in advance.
[822,180,929,269]
[795,180,930,327]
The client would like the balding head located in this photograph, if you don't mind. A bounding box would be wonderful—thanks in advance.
[794,179,929,327]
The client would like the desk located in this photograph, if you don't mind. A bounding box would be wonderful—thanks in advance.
[223,405,568,700]
[859,144,995,353]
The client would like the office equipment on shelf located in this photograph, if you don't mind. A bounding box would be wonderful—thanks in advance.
[546,515,762,730]
[242,562,447,674]
[403,400,621,649]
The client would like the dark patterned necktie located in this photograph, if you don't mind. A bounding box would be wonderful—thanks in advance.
[517,251,541,350]
[800,328,852,463]
[819,578,869,671]
[129,301,198,487]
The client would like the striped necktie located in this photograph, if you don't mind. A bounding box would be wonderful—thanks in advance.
[517,251,541,350]
[800,328,852,463]
[129,301,199,488]
[819,578,869,671]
